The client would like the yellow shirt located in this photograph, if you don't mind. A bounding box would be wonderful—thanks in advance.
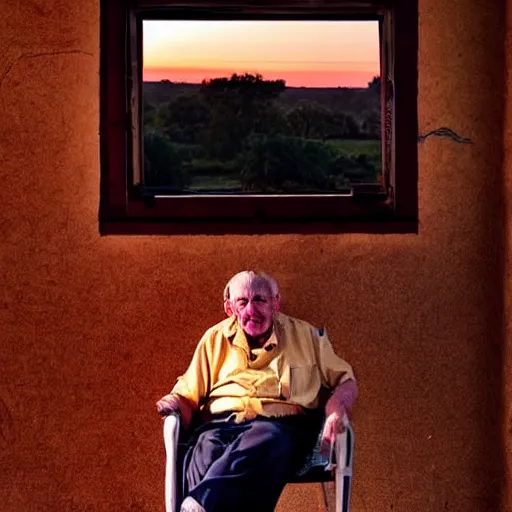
[171,313,355,423]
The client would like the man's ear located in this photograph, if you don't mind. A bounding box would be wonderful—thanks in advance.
[224,300,234,316]
[272,294,281,313]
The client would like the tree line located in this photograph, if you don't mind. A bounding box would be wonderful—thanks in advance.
[143,73,381,192]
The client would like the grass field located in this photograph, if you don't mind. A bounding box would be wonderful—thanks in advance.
[189,174,241,191]
[325,139,381,158]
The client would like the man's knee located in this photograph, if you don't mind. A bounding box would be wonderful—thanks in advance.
[187,428,225,485]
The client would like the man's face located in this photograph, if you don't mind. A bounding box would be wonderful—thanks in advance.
[229,278,275,339]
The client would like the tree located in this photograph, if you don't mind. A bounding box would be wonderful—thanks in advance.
[199,73,286,158]
[286,101,329,139]
[143,128,189,189]
[286,101,361,140]
[201,73,286,104]
[239,134,334,192]
[156,92,210,145]
[367,76,381,94]
[143,99,157,126]
[361,109,381,139]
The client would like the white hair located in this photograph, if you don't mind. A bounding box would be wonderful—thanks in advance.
[223,271,279,301]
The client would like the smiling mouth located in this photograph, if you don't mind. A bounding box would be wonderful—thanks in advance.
[245,318,262,325]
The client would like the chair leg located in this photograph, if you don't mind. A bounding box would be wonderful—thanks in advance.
[335,472,353,512]
[320,482,330,512]
[334,426,354,512]
[335,469,343,512]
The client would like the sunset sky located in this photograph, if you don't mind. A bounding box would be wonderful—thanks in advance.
[143,20,380,88]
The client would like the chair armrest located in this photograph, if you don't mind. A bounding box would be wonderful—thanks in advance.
[163,413,181,512]
[326,415,354,474]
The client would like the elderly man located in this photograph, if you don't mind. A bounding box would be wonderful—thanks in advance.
[156,271,357,512]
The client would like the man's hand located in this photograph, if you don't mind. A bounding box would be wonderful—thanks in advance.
[321,408,348,453]
[155,393,194,429]
[321,379,358,453]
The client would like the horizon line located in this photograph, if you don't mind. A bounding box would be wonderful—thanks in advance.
[143,69,379,88]
[143,79,371,90]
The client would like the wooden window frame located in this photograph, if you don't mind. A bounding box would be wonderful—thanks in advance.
[99,0,418,235]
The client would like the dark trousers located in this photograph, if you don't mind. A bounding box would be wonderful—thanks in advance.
[181,411,323,512]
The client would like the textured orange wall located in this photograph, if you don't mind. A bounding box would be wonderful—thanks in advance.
[0,0,508,511]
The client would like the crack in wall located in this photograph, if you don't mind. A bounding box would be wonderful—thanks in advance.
[0,50,94,89]
[418,127,473,144]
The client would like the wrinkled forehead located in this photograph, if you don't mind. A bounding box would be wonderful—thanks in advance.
[229,275,273,300]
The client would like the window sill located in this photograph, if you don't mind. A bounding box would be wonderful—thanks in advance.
[99,195,417,235]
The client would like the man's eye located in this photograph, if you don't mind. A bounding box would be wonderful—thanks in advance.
[237,299,248,307]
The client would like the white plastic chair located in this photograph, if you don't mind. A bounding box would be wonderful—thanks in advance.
[163,413,354,512]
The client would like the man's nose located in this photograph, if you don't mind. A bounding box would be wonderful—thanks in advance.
[245,300,257,313]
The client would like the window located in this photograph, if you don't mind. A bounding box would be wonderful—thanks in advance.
[100,0,418,234]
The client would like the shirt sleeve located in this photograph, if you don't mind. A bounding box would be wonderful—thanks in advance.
[170,331,213,409]
[316,328,355,389]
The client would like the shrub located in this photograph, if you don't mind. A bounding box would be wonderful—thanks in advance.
[143,129,190,189]
[239,134,335,192]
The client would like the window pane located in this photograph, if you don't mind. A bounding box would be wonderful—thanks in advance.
[142,20,381,195]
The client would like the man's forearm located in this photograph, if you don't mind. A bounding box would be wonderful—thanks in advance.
[326,378,358,415]
[156,393,197,428]
[321,378,358,449]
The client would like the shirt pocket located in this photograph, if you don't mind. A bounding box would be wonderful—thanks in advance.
[289,364,321,403]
